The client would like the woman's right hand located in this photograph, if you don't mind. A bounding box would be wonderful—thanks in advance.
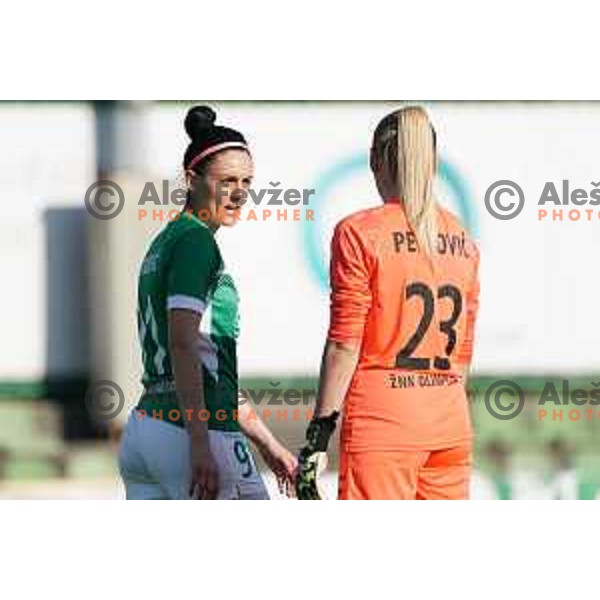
[190,433,219,499]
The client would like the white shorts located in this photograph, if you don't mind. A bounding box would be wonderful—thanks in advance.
[118,410,269,500]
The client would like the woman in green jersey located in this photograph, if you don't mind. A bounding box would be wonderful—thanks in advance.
[119,106,297,499]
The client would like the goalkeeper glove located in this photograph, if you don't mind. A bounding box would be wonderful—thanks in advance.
[295,411,340,500]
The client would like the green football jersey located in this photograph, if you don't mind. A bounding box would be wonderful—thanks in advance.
[136,213,240,431]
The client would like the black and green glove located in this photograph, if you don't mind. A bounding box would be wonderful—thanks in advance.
[295,411,340,500]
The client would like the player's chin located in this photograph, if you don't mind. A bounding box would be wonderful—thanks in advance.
[217,207,242,227]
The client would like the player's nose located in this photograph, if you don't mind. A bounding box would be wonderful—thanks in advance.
[230,187,247,206]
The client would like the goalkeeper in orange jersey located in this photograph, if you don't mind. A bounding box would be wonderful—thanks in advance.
[296,106,480,500]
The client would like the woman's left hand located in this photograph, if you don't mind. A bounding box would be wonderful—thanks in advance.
[259,440,298,498]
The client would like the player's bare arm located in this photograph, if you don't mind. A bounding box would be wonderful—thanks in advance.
[295,339,361,499]
[315,339,361,418]
[237,401,297,496]
[169,308,219,499]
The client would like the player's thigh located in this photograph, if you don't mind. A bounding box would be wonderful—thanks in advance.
[124,481,169,500]
[210,431,268,500]
[119,412,165,499]
[416,445,473,500]
[119,411,192,500]
[237,474,269,500]
[119,416,268,500]
[338,450,427,500]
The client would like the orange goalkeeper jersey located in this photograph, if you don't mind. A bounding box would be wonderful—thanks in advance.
[328,201,480,452]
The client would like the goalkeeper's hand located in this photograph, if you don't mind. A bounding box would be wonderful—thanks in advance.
[295,411,339,500]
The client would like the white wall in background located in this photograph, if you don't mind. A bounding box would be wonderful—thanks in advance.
[2,102,600,382]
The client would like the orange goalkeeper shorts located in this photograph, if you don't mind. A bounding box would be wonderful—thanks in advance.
[338,445,472,500]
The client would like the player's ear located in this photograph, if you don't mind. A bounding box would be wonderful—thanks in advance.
[186,169,210,199]
[185,169,196,189]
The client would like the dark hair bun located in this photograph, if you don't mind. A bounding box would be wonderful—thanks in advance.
[184,105,217,141]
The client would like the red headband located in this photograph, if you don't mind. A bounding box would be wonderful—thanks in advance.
[186,141,249,171]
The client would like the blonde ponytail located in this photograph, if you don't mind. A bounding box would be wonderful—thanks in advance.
[395,106,438,255]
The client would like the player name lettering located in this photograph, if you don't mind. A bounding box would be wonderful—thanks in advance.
[392,230,470,258]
